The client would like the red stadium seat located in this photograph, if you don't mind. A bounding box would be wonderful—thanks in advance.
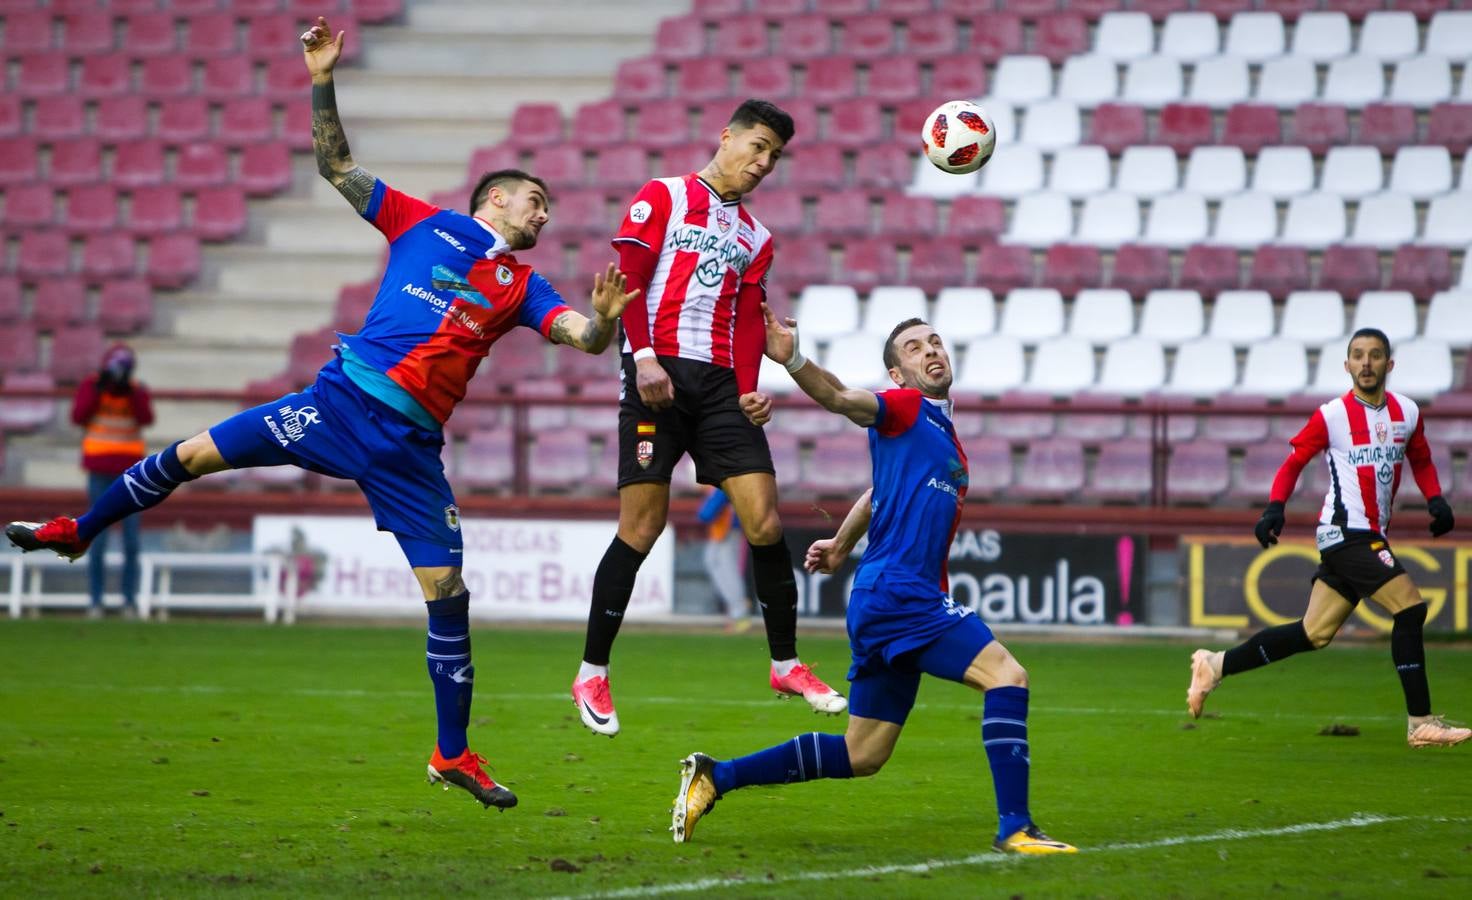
[201,55,256,101]
[146,234,200,289]
[140,57,195,100]
[693,0,745,22]
[0,371,57,433]
[1040,243,1102,296]
[976,243,1035,295]
[15,55,70,97]
[234,0,289,14]
[805,57,858,103]
[157,97,211,144]
[97,280,153,334]
[32,95,85,141]
[3,11,54,54]
[527,145,585,188]
[774,236,834,288]
[244,16,303,60]
[1290,103,1350,156]
[1000,0,1061,20]
[970,13,1024,64]
[123,13,178,56]
[528,430,594,491]
[0,276,20,323]
[1196,0,1253,21]
[573,239,617,280]
[263,54,311,103]
[1085,439,1153,504]
[747,188,805,234]
[907,15,960,54]
[634,102,692,148]
[32,277,89,331]
[930,53,988,99]
[1109,244,1171,299]
[1247,244,1310,300]
[838,14,897,58]
[800,431,872,497]
[652,15,705,61]
[1063,0,1124,19]
[1222,104,1281,156]
[782,142,847,193]
[876,195,937,240]
[1034,13,1089,64]
[1014,438,1086,502]
[505,103,563,149]
[1131,0,1192,21]
[80,233,135,281]
[128,185,184,236]
[1316,244,1382,298]
[0,95,18,138]
[1087,103,1148,156]
[1356,103,1418,155]
[174,143,230,190]
[239,143,292,195]
[279,100,313,151]
[1259,0,1320,22]
[0,323,41,375]
[113,140,169,189]
[1388,246,1451,301]
[539,190,609,240]
[1428,103,1472,155]
[1179,245,1240,297]
[813,0,870,14]
[736,59,794,99]
[94,96,148,142]
[853,144,915,192]
[458,429,515,491]
[613,58,667,101]
[1321,0,1382,19]
[78,54,133,99]
[714,18,767,59]
[814,193,871,237]
[946,196,1006,246]
[756,0,810,17]
[466,143,520,181]
[65,184,120,234]
[1394,0,1446,22]
[1166,440,1230,504]
[49,138,102,187]
[173,0,230,11]
[907,237,968,295]
[824,98,883,148]
[1157,103,1215,155]
[218,97,276,145]
[659,142,714,176]
[570,100,625,145]
[332,281,376,333]
[677,58,730,101]
[50,324,106,383]
[185,12,240,60]
[867,57,922,102]
[775,15,831,59]
[1,184,54,232]
[591,145,650,192]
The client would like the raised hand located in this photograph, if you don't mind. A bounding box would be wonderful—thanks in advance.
[301,16,344,81]
[760,302,797,365]
[805,538,846,575]
[591,263,640,322]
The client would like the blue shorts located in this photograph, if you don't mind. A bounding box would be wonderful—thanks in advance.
[846,578,995,726]
[209,359,463,568]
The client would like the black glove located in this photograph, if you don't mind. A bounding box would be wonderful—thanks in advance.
[1254,501,1285,548]
[1428,496,1455,537]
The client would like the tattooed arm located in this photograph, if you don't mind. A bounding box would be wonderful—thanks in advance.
[301,17,376,213]
[548,264,641,354]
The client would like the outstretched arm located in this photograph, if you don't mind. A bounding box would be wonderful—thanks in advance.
[805,488,873,574]
[758,303,879,427]
[303,17,376,213]
[548,264,641,354]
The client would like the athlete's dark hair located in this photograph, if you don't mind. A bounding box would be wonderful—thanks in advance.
[883,318,930,371]
[1348,327,1392,358]
[469,169,550,214]
[728,99,795,144]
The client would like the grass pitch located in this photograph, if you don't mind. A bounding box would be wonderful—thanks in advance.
[1,620,1469,898]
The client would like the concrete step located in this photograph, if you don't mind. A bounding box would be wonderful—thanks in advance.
[160,294,333,349]
[129,339,289,391]
[321,117,510,168]
[211,247,381,299]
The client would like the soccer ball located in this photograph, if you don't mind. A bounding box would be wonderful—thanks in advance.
[921,100,997,175]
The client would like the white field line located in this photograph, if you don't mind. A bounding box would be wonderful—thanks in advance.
[552,814,1422,900]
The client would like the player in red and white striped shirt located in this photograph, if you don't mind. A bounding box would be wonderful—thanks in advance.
[1187,329,1469,748]
[571,100,845,737]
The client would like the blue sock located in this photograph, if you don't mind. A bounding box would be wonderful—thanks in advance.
[983,686,1032,841]
[426,593,473,759]
[76,443,196,542]
[711,732,852,796]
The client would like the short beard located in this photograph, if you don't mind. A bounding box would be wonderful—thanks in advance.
[506,226,537,251]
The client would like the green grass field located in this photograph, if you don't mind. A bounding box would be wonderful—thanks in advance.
[1,620,1469,898]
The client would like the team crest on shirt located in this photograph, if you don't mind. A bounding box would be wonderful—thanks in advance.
[444,504,461,532]
[715,207,734,231]
[495,264,514,286]
[1375,422,1388,444]
[1378,548,1395,568]
[636,440,655,469]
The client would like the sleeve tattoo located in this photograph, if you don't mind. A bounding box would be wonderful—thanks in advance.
[550,311,615,352]
[311,79,376,213]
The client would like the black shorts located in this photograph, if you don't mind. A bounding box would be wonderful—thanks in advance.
[617,354,774,489]
[1311,530,1408,603]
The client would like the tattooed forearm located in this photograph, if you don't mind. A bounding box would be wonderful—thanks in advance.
[336,167,377,214]
[550,312,616,353]
[549,312,577,348]
[311,78,377,213]
[579,315,615,353]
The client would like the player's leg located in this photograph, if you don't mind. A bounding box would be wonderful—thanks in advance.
[1371,574,1471,747]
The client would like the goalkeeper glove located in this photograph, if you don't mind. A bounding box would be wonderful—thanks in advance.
[1428,496,1454,537]
[1254,501,1285,548]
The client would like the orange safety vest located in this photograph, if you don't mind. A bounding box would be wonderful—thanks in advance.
[82,391,145,463]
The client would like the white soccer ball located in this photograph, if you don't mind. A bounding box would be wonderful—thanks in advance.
[921,100,997,175]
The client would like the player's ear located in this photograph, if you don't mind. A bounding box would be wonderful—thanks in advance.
[889,367,903,388]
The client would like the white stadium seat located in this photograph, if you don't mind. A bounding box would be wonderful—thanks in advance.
[1025,336,1096,395]
[992,55,1053,104]
[1159,12,1220,62]
[1423,194,1472,247]
[1281,291,1346,344]
[978,143,1044,199]
[954,334,1024,396]
[1208,290,1275,346]
[1116,146,1179,197]
[999,288,1066,342]
[1350,291,1418,343]
[1057,55,1119,108]
[1307,342,1348,396]
[758,355,798,395]
[1018,99,1081,152]
[1426,12,1472,63]
[1320,146,1384,199]
[1281,193,1346,247]
[1390,56,1454,107]
[1348,192,1416,249]
[1184,146,1247,199]
[1323,57,1385,105]
[1225,12,1285,63]
[861,286,928,337]
[1069,289,1135,344]
[1139,289,1205,347]
[1049,145,1112,197]
[1357,11,1419,62]
[796,285,860,340]
[1238,338,1308,397]
[1291,11,1352,63]
[1005,191,1073,247]
[1388,146,1453,199]
[909,154,979,198]
[931,287,996,343]
[1255,56,1317,108]
[1122,57,1183,108]
[1076,191,1141,249]
[1389,339,1454,400]
[1094,12,1155,61]
[1143,193,1208,248]
[1251,146,1314,197]
[1213,192,1277,248]
[822,333,890,389]
[1164,337,1237,397]
[1425,291,1472,346]
[1189,56,1251,108]
[1093,336,1167,397]
[974,96,1018,145]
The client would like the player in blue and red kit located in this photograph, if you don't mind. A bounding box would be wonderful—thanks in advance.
[5,18,639,811]
[670,310,1076,854]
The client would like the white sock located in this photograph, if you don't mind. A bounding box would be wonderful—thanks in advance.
[577,661,608,681]
[772,658,799,677]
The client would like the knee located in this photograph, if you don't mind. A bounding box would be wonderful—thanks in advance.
[742,509,783,546]
[997,660,1028,689]
[620,510,667,551]
[846,743,892,778]
[1304,623,1334,650]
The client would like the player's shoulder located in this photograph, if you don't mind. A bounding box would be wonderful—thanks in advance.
[736,203,772,245]
[1387,390,1421,418]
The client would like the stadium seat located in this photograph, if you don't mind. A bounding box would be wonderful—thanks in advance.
[1014,439,1086,501]
[813,193,869,237]
[0,277,21,324]
[1,184,55,232]
[800,431,872,496]
[1350,291,1418,343]
[200,55,255,102]
[157,97,211,145]
[1094,335,1167,396]
[1094,11,1155,60]
[1290,102,1350,155]
[824,99,883,149]
[1026,336,1096,395]
[773,237,831,288]
[714,18,767,59]
[878,195,938,241]
[1041,244,1103,296]
[805,57,857,103]
[1057,55,1118,108]
[0,322,41,375]
[1226,12,1285,61]
[862,286,928,338]
[1122,57,1183,108]
[1390,339,1454,399]
[18,231,71,279]
[1238,337,1308,397]
[1358,10,1419,61]
[1214,192,1279,248]
[129,185,184,237]
[1115,145,1179,197]
[528,429,597,492]
[1390,56,1454,107]
[907,239,968,295]
[1183,146,1246,198]
[263,55,311,104]
[1317,244,1382,298]
[1198,1,1255,23]
[852,144,913,193]
[991,55,1053,105]
[784,142,847,192]
[1086,103,1148,155]
[1389,246,1453,300]
[1110,244,1172,299]
[1189,55,1251,109]
[1159,11,1220,61]
[822,333,889,389]
[123,12,178,56]
[1255,56,1317,108]
[1085,439,1154,503]
[1349,192,1416,249]
[977,144,1044,199]
[838,14,897,59]
[146,234,200,289]
[139,56,192,100]
[796,285,860,340]
[1200,393,1274,444]
[930,53,988,99]
[1143,193,1208,248]
[3,11,54,54]
[1324,56,1386,105]
[1076,192,1141,249]
[932,287,996,343]
[78,54,132,100]
[32,277,88,331]
[505,104,563,149]
[841,238,900,292]
[651,15,704,61]
[1165,337,1239,396]
[50,324,106,383]
[1034,13,1090,65]
[1281,193,1346,247]
[960,436,1014,498]
[613,58,666,101]
[1139,289,1204,346]
[944,196,1005,246]
[971,13,1025,64]
[1425,291,1472,347]
[1427,103,1472,154]
[1019,99,1081,152]
[245,15,309,61]
[33,95,85,142]
[1427,11,1472,61]
[591,146,650,192]
[1222,104,1281,155]
[0,372,58,433]
[736,58,794,99]
[774,15,830,59]
[1281,290,1346,344]
[173,143,230,190]
[1157,104,1215,154]
[0,95,17,139]
[1207,290,1275,346]
[999,287,1066,343]
[1180,244,1242,294]
[15,54,69,98]
[97,279,153,334]
[218,97,276,146]
[1005,191,1072,247]
[1057,392,1134,441]
[1320,146,1383,198]
[1166,441,1230,504]
[1068,288,1133,344]
[1388,146,1454,199]
[1291,11,1353,61]
[908,16,961,55]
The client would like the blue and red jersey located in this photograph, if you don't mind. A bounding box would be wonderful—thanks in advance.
[340,179,570,425]
[852,389,970,595]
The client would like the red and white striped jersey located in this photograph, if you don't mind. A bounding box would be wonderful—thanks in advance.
[611,174,774,367]
[1271,390,1442,535]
